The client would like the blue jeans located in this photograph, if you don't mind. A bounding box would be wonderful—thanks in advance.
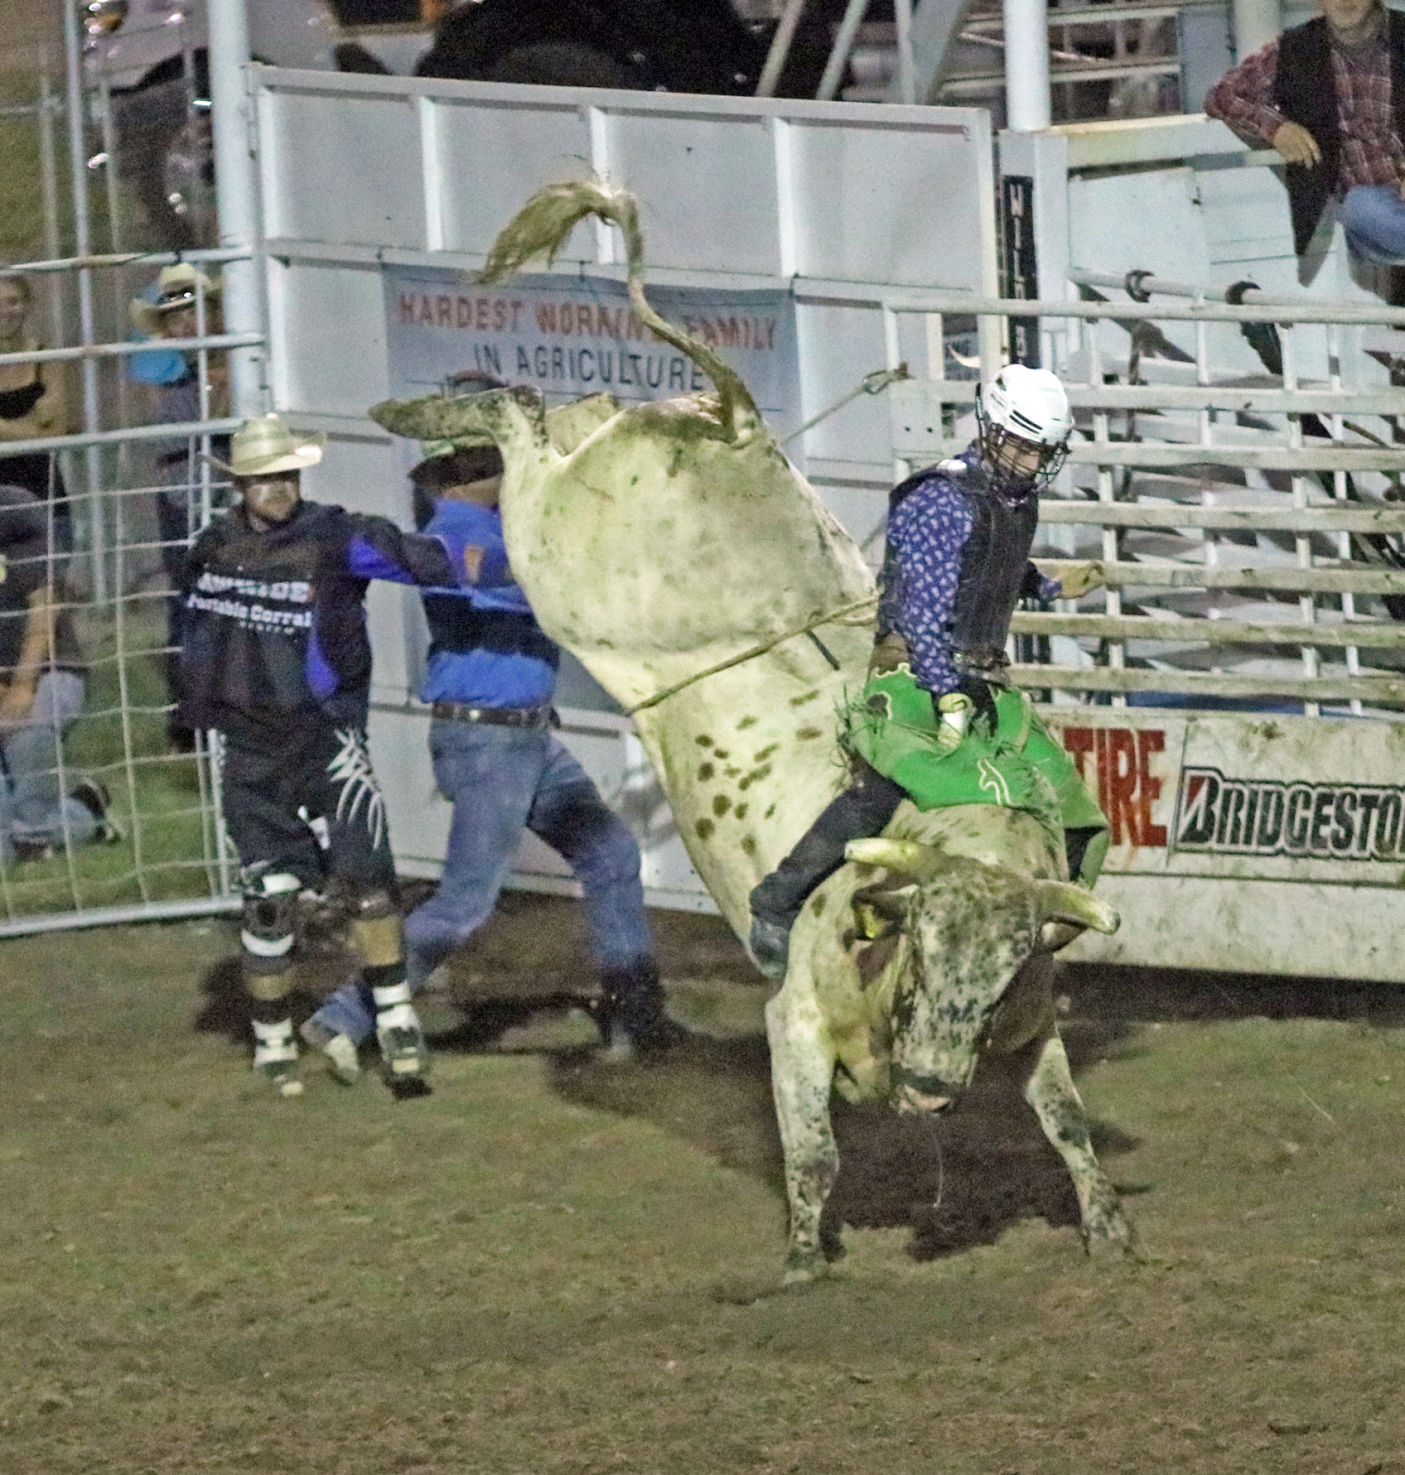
[0,671,97,859]
[310,719,653,1044]
[1341,185,1405,265]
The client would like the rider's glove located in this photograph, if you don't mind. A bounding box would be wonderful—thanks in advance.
[936,691,974,751]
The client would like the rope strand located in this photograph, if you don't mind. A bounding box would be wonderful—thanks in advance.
[624,593,878,717]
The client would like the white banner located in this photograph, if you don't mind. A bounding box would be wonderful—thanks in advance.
[383,266,801,430]
[381,264,803,716]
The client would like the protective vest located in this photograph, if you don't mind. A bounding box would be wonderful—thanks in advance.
[880,456,1040,677]
[415,495,559,709]
[180,499,455,741]
[1272,12,1405,254]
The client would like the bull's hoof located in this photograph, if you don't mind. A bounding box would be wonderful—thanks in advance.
[782,1249,830,1286]
[1082,1209,1140,1261]
[820,1226,847,1264]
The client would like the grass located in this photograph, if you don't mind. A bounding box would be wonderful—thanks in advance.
[2,914,1405,1474]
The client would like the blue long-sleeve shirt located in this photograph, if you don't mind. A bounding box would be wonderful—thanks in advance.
[417,497,560,710]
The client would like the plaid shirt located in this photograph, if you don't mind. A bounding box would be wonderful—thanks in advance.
[1205,30,1405,189]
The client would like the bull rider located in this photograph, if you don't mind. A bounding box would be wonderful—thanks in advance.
[749,363,1109,978]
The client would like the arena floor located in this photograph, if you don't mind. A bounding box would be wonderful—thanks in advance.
[4,894,1405,1474]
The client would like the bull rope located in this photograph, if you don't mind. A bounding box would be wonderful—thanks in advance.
[779,364,912,447]
[624,592,879,717]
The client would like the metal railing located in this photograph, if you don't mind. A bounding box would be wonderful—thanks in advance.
[884,284,1405,715]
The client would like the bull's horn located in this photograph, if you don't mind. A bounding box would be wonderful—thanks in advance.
[845,838,939,878]
[367,385,548,451]
[1033,880,1119,936]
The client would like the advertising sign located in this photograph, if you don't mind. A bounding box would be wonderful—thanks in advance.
[1040,706,1405,887]
[383,266,800,430]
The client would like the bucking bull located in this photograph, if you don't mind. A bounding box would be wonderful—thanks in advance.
[371,181,1135,1283]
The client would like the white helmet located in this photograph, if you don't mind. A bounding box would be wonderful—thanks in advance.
[983,364,1072,446]
[975,363,1073,494]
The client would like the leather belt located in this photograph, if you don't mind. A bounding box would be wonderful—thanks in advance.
[431,702,554,729]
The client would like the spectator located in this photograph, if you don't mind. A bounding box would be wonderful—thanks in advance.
[0,274,73,551]
[0,484,118,864]
[129,263,229,751]
[1205,0,1405,267]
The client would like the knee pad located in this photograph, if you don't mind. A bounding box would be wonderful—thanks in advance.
[349,886,403,966]
[241,870,301,978]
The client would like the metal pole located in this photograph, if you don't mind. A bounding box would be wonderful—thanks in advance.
[62,0,107,602]
[1231,0,1279,60]
[893,0,917,103]
[818,0,871,101]
[757,0,810,98]
[37,65,64,347]
[1004,0,1052,131]
[208,0,264,418]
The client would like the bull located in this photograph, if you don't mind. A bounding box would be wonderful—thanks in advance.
[370,180,1134,1283]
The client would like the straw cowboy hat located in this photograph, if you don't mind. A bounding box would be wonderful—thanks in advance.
[129,263,221,336]
[207,413,325,478]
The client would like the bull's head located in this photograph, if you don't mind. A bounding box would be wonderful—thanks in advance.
[846,837,1118,1115]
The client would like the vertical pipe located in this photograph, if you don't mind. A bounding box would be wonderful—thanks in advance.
[893,0,916,105]
[99,76,135,517]
[37,57,79,529]
[62,0,107,602]
[1232,0,1279,61]
[1327,323,1362,715]
[1004,0,1052,132]
[818,0,870,102]
[208,0,264,418]
[37,66,64,346]
[1280,329,1320,716]
[98,80,121,253]
[1086,320,1125,702]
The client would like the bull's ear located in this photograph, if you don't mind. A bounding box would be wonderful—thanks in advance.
[851,882,917,939]
[1033,880,1119,948]
[845,837,941,880]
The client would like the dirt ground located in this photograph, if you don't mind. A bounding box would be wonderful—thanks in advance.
[3,894,1405,1475]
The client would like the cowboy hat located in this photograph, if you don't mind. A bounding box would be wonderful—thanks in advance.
[129,263,221,336]
[206,413,325,478]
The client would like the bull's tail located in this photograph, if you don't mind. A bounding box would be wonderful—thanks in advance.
[477,180,760,443]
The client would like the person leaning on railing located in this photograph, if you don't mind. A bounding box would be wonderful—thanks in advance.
[1205,0,1405,269]
[0,274,74,552]
[0,484,120,865]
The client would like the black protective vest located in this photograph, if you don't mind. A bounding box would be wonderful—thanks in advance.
[421,593,559,669]
[881,460,1039,674]
[1272,12,1405,254]
[179,504,330,738]
[179,499,453,741]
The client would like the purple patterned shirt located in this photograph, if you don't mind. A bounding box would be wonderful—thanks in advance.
[883,449,1059,696]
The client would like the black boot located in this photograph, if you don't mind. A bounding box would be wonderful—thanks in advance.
[595,958,680,1058]
[747,765,906,978]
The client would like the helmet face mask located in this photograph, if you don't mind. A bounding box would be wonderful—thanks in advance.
[975,364,1072,497]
